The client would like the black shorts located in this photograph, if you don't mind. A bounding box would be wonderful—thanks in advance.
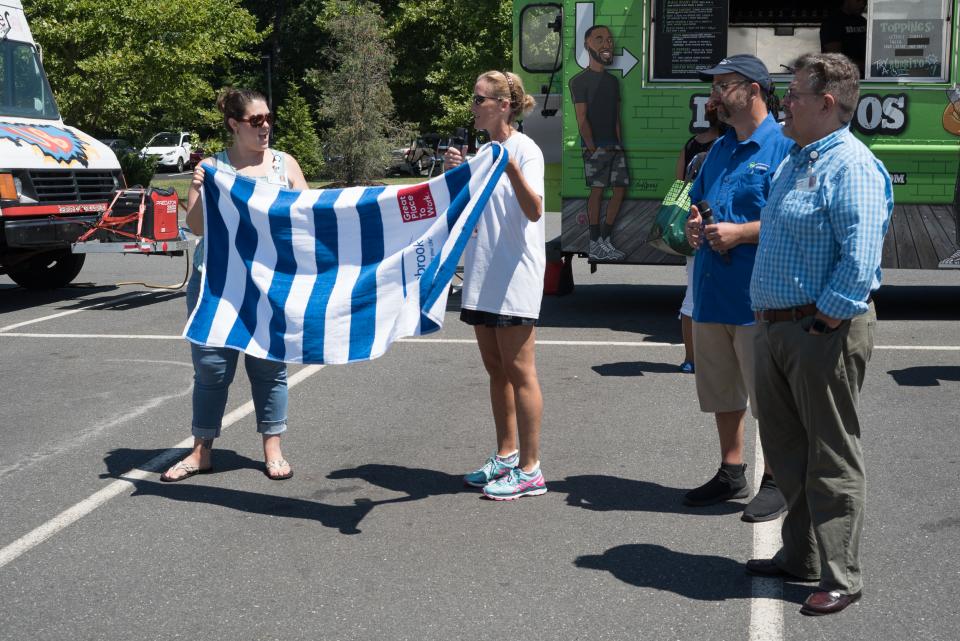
[460,308,538,327]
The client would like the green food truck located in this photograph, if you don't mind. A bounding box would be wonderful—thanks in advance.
[513,0,960,270]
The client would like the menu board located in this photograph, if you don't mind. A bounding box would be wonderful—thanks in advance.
[869,19,944,78]
[654,0,728,79]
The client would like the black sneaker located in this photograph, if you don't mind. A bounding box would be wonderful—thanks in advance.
[741,474,787,522]
[683,463,749,506]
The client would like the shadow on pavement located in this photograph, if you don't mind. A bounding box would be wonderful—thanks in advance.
[873,285,960,321]
[102,456,474,535]
[129,479,387,535]
[100,447,262,479]
[0,287,182,315]
[551,474,745,516]
[538,284,682,341]
[887,365,960,387]
[106,453,745,534]
[575,543,810,604]
[327,463,471,499]
[592,360,686,376]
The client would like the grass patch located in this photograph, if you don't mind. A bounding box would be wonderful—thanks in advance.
[150,176,191,199]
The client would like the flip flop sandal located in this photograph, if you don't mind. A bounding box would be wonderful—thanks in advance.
[264,459,293,481]
[160,460,213,483]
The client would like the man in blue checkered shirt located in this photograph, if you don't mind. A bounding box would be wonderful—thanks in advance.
[746,53,893,617]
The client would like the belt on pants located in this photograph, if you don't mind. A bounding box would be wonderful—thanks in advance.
[754,299,873,323]
[754,303,817,323]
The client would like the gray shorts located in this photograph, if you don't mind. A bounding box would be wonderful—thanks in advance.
[583,147,630,188]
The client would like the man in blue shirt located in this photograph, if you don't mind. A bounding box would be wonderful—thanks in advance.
[683,55,792,522]
[746,53,892,616]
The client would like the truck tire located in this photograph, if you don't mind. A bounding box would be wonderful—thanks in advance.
[7,251,86,290]
[176,157,185,173]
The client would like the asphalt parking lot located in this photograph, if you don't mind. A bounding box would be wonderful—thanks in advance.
[1,216,958,641]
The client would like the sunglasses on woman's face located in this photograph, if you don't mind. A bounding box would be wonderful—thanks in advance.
[473,94,502,106]
[238,113,273,128]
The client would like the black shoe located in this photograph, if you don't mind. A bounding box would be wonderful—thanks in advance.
[741,474,787,522]
[683,463,749,506]
[745,558,818,582]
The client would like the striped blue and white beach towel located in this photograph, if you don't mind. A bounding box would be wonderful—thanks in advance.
[183,143,508,364]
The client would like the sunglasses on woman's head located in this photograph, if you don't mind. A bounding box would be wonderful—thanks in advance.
[238,113,273,127]
[473,94,502,106]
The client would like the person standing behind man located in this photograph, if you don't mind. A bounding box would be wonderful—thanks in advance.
[682,55,790,522]
[570,25,628,261]
[746,53,892,616]
[674,103,725,374]
[820,0,868,77]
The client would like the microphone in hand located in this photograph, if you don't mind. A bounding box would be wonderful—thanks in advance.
[451,127,468,155]
[696,200,731,264]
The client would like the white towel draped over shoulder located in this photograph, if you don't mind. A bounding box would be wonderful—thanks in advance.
[183,143,509,364]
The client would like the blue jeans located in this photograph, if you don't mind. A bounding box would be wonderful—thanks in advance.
[186,267,288,439]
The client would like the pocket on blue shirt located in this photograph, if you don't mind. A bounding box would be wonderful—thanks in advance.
[781,190,827,237]
[732,173,768,220]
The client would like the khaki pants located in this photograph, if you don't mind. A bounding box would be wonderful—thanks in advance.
[692,321,758,416]
[754,304,876,594]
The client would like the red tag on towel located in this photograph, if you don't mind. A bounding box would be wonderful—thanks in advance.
[397,184,437,223]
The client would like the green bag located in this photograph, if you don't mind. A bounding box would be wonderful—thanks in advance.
[647,179,695,257]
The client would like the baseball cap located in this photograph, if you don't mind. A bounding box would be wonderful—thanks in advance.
[698,55,773,93]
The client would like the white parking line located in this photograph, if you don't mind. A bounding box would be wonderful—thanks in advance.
[0,381,194,481]
[748,424,784,641]
[0,291,151,333]
[0,333,958,350]
[0,333,182,340]
[0,364,324,571]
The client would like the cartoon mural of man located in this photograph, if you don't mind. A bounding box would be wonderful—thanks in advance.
[569,25,629,261]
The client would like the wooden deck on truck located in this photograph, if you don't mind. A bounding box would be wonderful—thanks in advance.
[883,204,959,270]
[562,200,960,270]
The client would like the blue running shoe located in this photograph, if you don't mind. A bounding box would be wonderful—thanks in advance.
[482,465,547,500]
[680,361,695,374]
[464,452,518,487]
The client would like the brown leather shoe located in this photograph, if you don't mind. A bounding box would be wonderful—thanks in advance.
[745,558,818,582]
[800,590,862,616]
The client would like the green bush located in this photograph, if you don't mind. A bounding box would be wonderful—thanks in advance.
[198,136,226,157]
[274,83,324,179]
[120,153,158,187]
[312,0,403,185]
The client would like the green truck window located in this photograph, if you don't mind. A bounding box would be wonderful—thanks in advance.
[520,4,562,73]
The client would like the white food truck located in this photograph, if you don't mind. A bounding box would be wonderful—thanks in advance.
[0,0,125,289]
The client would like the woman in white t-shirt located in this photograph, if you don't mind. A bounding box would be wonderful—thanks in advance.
[444,71,547,500]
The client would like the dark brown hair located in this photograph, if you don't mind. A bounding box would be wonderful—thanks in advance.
[216,88,267,133]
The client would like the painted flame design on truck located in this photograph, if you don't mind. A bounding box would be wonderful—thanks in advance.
[0,123,92,167]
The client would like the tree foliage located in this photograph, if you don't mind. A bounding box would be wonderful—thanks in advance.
[386,0,511,132]
[311,0,406,186]
[25,0,264,141]
[24,0,514,169]
[273,83,324,179]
